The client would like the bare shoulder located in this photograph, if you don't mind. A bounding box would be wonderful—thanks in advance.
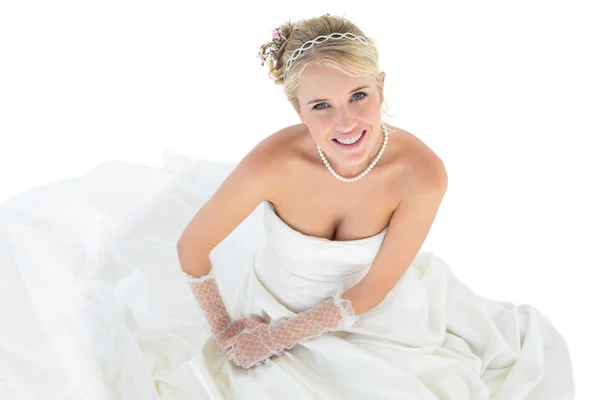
[385,125,448,195]
[236,124,303,186]
[176,125,297,254]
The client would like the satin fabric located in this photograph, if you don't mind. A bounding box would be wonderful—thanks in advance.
[0,150,575,399]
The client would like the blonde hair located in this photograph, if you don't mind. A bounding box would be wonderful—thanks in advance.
[265,14,389,116]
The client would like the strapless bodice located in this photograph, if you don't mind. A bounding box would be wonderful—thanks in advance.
[251,201,388,311]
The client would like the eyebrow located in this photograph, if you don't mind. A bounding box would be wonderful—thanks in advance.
[306,85,371,105]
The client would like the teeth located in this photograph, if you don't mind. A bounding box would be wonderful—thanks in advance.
[336,131,363,145]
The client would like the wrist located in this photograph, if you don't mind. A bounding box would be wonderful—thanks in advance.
[187,273,233,334]
[268,297,349,346]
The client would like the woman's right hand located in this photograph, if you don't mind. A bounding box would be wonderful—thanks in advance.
[215,316,265,353]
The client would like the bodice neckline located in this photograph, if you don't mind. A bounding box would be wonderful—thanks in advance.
[264,201,388,245]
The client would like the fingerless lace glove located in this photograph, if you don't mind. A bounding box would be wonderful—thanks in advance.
[183,272,262,352]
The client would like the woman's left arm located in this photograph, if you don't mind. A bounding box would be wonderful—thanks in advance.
[343,156,448,314]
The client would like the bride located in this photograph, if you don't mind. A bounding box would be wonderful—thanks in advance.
[176,13,574,398]
[0,13,575,400]
[180,15,449,365]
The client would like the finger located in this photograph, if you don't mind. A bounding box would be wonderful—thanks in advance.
[244,358,264,369]
[221,339,235,353]
[217,340,232,355]
[229,353,243,367]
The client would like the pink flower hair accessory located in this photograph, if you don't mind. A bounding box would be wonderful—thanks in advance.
[257,19,304,67]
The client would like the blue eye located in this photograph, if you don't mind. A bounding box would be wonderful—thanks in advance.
[352,92,366,101]
[313,92,368,111]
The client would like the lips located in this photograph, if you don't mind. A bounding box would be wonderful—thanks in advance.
[333,129,365,141]
[332,129,367,149]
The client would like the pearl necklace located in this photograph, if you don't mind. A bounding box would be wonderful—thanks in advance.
[316,124,389,183]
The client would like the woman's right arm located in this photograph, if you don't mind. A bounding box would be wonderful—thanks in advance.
[175,134,286,351]
[176,134,284,278]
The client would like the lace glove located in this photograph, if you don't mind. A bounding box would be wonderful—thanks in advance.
[183,271,263,352]
[222,287,356,369]
[214,315,264,352]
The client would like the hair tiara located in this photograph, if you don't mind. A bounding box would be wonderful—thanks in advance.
[257,18,373,75]
[284,32,372,72]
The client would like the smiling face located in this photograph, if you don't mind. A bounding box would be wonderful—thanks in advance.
[293,64,386,176]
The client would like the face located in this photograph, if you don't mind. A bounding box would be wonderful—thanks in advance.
[293,64,386,171]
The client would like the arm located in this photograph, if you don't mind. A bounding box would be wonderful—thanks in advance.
[223,155,448,368]
[342,154,448,314]
[177,134,286,348]
[223,283,355,368]
[177,137,283,277]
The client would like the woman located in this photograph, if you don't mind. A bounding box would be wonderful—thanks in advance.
[174,14,574,399]
[0,13,574,400]
[179,15,447,363]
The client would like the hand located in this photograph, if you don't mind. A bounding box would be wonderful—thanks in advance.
[222,295,357,369]
[222,322,280,369]
[214,316,265,353]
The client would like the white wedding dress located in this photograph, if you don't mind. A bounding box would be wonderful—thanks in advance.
[0,150,575,400]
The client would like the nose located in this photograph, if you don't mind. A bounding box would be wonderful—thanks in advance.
[333,106,357,132]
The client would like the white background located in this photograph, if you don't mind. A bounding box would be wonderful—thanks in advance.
[1,0,598,397]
